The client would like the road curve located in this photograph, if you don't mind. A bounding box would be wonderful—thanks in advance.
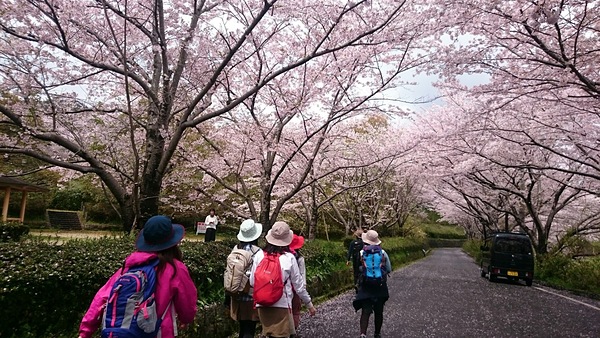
[297,248,600,338]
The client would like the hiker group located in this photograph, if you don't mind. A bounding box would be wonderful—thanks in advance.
[78,215,391,338]
[224,219,316,338]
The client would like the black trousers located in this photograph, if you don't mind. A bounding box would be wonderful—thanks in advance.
[352,262,361,286]
[204,228,216,242]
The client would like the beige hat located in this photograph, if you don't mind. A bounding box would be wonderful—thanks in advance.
[266,221,294,247]
[362,229,381,245]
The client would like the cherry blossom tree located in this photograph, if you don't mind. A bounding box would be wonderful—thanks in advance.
[0,0,433,230]
[412,92,600,253]
[411,0,600,252]
[427,0,599,100]
[293,119,420,239]
[184,109,416,234]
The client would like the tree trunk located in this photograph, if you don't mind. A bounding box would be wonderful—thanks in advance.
[138,125,166,228]
[139,177,162,228]
[120,195,137,234]
[308,184,318,240]
[260,179,271,230]
[536,233,548,254]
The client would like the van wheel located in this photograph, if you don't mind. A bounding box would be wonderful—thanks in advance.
[489,273,497,282]
[526,278,533,287]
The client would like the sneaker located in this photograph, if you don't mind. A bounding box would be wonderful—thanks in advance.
[360,335,367,338]
[374,334,382,338]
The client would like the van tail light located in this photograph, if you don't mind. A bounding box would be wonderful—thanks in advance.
[492,268,500,274]
[525,272,532,278]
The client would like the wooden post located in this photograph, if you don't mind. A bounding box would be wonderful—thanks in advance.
[2,187,10,223]
[19,191,28,223]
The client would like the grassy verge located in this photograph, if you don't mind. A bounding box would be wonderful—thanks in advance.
[462,239,600,299]
[420,223,466,239]
[535,254,600,299]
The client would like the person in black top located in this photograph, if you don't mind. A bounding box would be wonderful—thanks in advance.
[346,228,365,290]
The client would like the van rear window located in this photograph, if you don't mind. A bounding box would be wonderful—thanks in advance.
[495,238,532,254]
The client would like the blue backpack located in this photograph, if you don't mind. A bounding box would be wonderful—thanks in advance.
[361,245,386,286]
[101,259,165,338]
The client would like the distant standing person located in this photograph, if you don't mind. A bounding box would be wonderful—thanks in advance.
[353,230,391,338]
[346,228,364,290]
[204,208,219,242]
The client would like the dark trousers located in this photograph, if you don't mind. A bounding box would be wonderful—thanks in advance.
[360,298,385,335]
[352,262,361,286]
[239,320,257,338]
[204,228,216,242]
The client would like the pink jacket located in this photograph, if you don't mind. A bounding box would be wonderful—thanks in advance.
[79,251,198,338]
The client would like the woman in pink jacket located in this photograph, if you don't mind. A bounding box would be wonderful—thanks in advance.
[79,215,198,338]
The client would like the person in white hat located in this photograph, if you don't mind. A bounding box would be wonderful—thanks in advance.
[227,219,263,338]
[352,230,391,338]
[250,221,317,338]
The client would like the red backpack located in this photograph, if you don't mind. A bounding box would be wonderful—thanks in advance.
[253,252,284,307]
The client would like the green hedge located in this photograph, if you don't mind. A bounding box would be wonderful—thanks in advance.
[0,237,235,338]
[0,236,424,338]
[0,223,29,242]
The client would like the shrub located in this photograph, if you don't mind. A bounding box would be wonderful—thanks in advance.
[0,237,131,337]
[536,254,600,296]
[462,239,483,264]
[0,237,235,338]
[0,235,424,338]
[0,222,29,242]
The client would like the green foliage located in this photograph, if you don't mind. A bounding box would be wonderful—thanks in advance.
[0,236,236,338]
[302,239,348,282]
[592,241,600,254]
[0,222,29,242]
[0,235,424,338]
[179,239,238,306]
[536,254,600,296]
[0,237,132,337]
[462,239,484,264]
[48,175,121,224]
[420,223,466,239]
[50,187,93,211]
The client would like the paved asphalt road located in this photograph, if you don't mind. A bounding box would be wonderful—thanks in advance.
[297,248,600,338]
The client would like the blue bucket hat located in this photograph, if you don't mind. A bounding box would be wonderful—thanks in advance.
[136,215,185,252]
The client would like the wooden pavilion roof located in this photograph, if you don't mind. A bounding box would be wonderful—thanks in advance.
[0,177,49,192]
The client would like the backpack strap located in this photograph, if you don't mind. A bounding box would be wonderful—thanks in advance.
[157,300,174,338]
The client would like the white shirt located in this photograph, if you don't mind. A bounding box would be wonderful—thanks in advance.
[297,255,306,285]
[204,215,219,229]
[250,251,313,309]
